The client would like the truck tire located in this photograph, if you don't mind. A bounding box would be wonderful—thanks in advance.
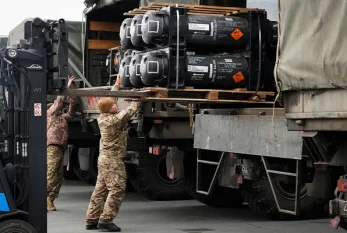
[0,219,37,233]
[125,164,139,192]
[241,177,326,220]
[63,166,78,180]
[70,147,96,185]
[131,152,190,201]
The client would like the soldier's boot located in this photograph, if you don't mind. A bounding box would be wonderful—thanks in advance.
[97,223,121,232]
[47,197,56,211]
[86,219,99,230]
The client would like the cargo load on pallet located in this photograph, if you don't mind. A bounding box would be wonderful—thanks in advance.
[115,3,277,94]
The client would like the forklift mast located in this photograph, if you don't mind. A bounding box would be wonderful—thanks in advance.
[0,18,68,233]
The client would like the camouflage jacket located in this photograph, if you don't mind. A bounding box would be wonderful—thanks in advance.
[98,99,140,169]
[47,96,75,147]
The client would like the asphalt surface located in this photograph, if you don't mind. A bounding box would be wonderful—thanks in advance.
[48,181,345,233]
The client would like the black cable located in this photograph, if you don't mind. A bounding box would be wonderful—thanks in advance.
[255,12,262,94]
[1,55,31,108]
[248,11,252,90]
[0,55,31,207]
[21,172,30,205]
[14,180,24,206]
[0,55,21,107]
[12,63,31,108]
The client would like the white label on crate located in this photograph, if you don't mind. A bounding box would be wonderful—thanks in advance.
[125,65,130,77]
[209,64,213,78]
[148,20,159,33]
[34,103,41,116]
[147,61,159,74]
[225,59,233,63]
[188,65,209,73]
[225,18,234,21]
[188,23,210,31]
[126,26,131,38]
[137,24,142,36]
[136,64,141,76]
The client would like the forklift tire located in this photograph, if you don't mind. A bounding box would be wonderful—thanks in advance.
[241,177,326,220]
[0,219,37,233]
[131,152,190,201]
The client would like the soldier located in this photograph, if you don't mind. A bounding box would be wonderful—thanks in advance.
[86,76,141,232]
[47,76,75,211]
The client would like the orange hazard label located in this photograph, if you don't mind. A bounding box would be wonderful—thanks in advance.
[233,72,245,83]
[231,28,244,40]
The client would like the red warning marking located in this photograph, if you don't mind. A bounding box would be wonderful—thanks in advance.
[34,103,42,116]
[231,28,244,41]
[87,96,96,109]
[153,147,160,155]
[233,72,245,83]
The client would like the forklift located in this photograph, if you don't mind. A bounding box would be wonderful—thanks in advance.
[0,17,68,233]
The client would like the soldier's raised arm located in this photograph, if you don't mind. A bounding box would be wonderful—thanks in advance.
[111,102,141,126]
[47,96,65,116]
[109,74,121,103]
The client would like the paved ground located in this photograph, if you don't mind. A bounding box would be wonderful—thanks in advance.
[48,181,345,233]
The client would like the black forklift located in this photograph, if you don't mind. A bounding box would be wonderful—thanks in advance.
[0,18,68,233]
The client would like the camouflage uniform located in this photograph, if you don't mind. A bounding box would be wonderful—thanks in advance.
[47,96,74,201]
[86,84,140,225]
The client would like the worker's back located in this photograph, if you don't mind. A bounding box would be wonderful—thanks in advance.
[98,113,128,163]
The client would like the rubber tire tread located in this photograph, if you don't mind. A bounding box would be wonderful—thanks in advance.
[241,177,326,220]
[0,219,37,233]
[128,154,190,201]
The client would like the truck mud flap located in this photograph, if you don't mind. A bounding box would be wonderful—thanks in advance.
[127,137,146,152]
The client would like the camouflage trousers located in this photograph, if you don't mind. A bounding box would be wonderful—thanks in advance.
[86,161,126,224]
[47,145,65,201]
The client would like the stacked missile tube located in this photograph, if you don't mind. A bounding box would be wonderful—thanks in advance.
[118,6,277,90]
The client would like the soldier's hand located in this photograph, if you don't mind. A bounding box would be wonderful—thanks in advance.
[116,74,121,86]
[67,97,74,104]
[67,75,75,88]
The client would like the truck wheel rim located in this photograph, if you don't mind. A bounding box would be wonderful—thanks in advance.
[155,155,183,187]
[274,179,307,201]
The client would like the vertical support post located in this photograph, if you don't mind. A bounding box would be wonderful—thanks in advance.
[262,156,302,216]
[27,69,47,233]
[196,149,201,193]
[294,159,302,215]
[261,156,281,211]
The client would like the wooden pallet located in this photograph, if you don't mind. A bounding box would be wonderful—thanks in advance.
[58,87,275,105]
[124,2,265,16]
[130,87,275,104]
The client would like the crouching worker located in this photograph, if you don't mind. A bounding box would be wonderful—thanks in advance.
[86,76,141,232]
